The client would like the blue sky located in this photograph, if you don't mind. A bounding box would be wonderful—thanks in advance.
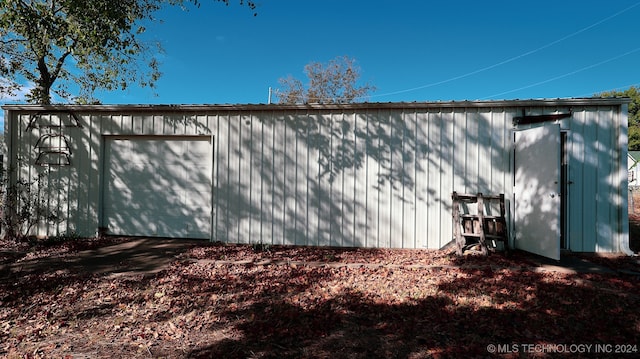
[2,0,640,121]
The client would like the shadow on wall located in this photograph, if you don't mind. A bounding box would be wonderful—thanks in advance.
[513,124,561,259]
[12,113,216,239]
[513,106,628,254]
[213,108,508,249]
[13,106,629,252]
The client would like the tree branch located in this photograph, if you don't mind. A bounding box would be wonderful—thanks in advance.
[50,45,73,83]
[1,38,28,46]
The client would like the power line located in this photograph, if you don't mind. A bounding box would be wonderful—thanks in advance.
[368,2,640,100]
[483,47,640,99]
[579,83,640,98]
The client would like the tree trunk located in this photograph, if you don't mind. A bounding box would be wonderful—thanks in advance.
[34,56,53,105]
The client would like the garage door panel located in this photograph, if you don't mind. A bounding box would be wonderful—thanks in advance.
[104,137,212,239]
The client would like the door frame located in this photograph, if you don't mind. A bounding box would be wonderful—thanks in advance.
[560,130,569,249]
[98,134,214,238]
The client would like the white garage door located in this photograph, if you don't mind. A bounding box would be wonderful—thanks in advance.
[104,136,213,239]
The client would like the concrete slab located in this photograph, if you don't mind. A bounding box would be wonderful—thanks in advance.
[523,252,618,275]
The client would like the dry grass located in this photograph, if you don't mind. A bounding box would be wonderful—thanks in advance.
[1,242,639,358]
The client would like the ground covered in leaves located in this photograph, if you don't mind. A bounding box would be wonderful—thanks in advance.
[1,239,639,359]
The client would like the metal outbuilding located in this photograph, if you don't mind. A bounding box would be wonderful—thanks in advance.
[2,98,632,259]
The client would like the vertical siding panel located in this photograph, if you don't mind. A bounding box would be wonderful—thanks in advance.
[596,107,614,251]
[62,121,77,235]
[582,107,598,251]
[113,113,121,134]
[378,109,392,248]
[415,111,429,248]
[74,115,90,236]
[294,112,309,246]
[477,108,492,193]
[306,112,320,246]
[238,113,252,244]
[260,113,273,245]
[366,110,380,247]
[34,118,43,234]
[227,115,241,243]
[370,109,379,248]
[330,112,339,246]
[304,112,315,246]
[249,113,260,244]
[184,114,193,136]
[93,114,105,235]
[341,112,356,246]
[314,113,328,246]
[153,113,163,134]
[90,114,101,236]
[468,108,480,192]
[390,110,404,248]
[402,110,417,248]
[426,110,441,249]
[452,109,466,194]
[342,113,349,247]
[46,117,58,236]
[492,108,510,228]
[62,153,73,235]
[328,112,340,246]
[115,113,123,135]
[505,109,516,244]
[222,112,234,243]
[353,112,366,247]
[283,113,298,245]
[285,112,294,245]
[489,108,505,193]
[568,109,585,251]
[132,114,143,134]
[125,114,134,135]
[296,113,307,246]
[143,114,153,134]
[212,113,220,241]
[102,114,112,135]
[28,116,43,236]
[440,109,454,248]
[133,114,143,134]
[271,112,285,245]
[270,112,282,245]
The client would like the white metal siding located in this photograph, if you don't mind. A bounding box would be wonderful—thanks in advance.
[207,107,511,248]
[3,100,629,253]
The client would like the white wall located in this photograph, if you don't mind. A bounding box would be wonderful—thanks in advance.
[3,100,630,252]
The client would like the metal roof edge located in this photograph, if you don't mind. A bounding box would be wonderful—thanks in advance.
[1,98,631,112]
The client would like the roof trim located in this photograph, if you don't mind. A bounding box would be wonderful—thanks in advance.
[2,98,631,113]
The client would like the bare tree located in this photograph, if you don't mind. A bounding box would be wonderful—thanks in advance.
[276,56,375,104]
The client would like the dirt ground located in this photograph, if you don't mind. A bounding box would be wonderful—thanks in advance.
[1,239,639,358]
[0,199,639,358]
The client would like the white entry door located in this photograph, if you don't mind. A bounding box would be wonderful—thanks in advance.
[104,136,213,239]
[514,125,561,260]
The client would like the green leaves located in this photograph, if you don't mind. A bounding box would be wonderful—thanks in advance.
[0,0,257,104]
[597,86,640,150]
